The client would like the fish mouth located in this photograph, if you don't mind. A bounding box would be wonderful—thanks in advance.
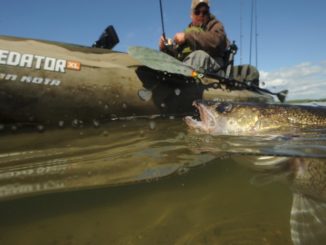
[185,101,217,133]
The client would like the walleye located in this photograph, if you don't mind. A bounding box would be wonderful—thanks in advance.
[185,101,326,135]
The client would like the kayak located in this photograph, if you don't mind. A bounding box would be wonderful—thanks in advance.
[0,34,274,127]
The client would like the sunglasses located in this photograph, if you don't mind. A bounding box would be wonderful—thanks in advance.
[194,9,209,16]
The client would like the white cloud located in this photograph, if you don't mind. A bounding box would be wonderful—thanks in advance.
[260,61,326,101]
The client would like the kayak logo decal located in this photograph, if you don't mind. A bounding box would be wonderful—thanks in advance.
[66,61,81,71]
[0,72,61,86]
[0,49,81,73]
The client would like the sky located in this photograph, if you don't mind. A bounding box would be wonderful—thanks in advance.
[1,0,325,100]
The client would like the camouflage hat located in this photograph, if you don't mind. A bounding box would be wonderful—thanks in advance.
[191,0,210,9]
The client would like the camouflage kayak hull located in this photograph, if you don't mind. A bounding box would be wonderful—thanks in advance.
[0,36,273,127]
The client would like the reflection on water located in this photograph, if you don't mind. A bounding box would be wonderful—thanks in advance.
[0,157,293,245]
[0,118,325,244]
[0,120,215,200]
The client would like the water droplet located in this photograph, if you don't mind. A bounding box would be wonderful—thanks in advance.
[174,88,181,96]
[58,121,65,127]
[139,130,145,137]
[149,121,156,130]
[204,136,211,144]
[213,83,219,89]
[104,104,109,110]
[93,120,100,128]
[169,115,175,120]
[0,124,4,131]
[37,125,45,132]
[110,114,118,121]
[72,119,79,127]
[138,89,152,102]
[11,125,17,132]
[122,103,127,109]
[178,167,190,175]
[160,103,166,108]
[176,132,185,140]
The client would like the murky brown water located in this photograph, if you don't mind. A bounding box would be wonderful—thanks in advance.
[0,118,325,244]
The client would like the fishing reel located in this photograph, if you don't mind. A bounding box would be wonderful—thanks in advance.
[161,37,175,51]
[161,37,185,59]
[163,38,174,48]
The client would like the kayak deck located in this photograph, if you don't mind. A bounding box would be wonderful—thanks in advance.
[0,35,273,127]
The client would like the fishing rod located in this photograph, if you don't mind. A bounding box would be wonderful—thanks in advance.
[159,0,166,41]
[158,0,175,51]
[195,71,288,102]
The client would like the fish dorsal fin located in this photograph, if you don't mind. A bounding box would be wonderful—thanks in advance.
[290,193,326,245]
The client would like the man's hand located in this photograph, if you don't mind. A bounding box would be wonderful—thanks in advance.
[159,35,166,50]
[174,32,186,45]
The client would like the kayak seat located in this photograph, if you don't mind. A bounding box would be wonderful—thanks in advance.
[221,41,260,87]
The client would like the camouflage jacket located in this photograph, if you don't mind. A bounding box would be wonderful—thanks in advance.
[183,15,229,60]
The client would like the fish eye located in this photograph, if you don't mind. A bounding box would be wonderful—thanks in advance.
[216,102,233,113]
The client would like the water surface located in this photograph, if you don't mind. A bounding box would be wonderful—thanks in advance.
[0,115,325,244]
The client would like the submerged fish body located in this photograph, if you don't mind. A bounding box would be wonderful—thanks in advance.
[185,101,326,135]
[251,156,326,245]
[290,158,326,201]
[288,158,326,245]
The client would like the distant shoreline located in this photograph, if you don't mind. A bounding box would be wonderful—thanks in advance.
[288,98,326,103]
